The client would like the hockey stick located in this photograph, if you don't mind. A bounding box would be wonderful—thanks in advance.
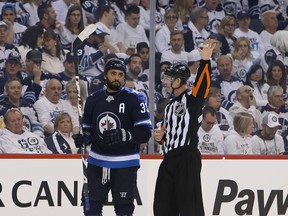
[72,23,97,212]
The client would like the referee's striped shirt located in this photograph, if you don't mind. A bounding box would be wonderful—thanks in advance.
[163,60,211,156]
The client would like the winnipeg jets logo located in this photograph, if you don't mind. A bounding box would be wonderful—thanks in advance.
[97,112,121,138]
[27,137,39,145]
[203,134,210,142]
[174,102,186,116]
[106,95,114,103]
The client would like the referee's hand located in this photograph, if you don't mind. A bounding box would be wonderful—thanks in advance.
[154,125,165,143]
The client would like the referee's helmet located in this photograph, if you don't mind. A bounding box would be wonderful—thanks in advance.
[164,63,190,83]
[104,59,126,75]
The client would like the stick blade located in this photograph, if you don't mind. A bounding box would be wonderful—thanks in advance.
[78,24,97,41]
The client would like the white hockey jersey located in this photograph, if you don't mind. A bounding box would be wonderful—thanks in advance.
[198,124,225,154]
[0,128,51,154]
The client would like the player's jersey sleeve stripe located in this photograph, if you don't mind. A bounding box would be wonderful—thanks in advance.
[192,64,210,98]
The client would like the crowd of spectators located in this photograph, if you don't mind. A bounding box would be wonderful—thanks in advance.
[0,0,288,155]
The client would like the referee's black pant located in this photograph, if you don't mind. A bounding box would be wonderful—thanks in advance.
[153,148,205,216]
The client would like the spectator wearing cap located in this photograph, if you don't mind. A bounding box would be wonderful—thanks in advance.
[251,111,285,154]
[25,49,60,97]
[42,29,67,74]
[0,20,19,70]
[234,11,265,60]
[115,5,149,52]
[203,0,226,34]
[0,1,30,26]
[18,25,44,65]
[76,27,110,79]
[0,51,42,103]
[261,85,288,135]
[155,8,178,53]
[259,10,278,51]
[1,3,27,46]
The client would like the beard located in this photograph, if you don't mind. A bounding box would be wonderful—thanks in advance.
[131,67,141,76]
[106,79,124,91]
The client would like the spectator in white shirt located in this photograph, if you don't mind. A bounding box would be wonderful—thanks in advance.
[155,8,178,53]
[160,30,189,64]
[251,111,285,155]
[198,106,225,154]
[33,78,79,137]
[234,11,265,60]
[187,7,210,49]
[224,112,254,155]
[260,9,278,51]
[0,108,51,154]
[94,5,123,53]
[115,5,149,53]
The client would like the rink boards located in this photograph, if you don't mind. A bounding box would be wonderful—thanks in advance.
[0,154,287,216]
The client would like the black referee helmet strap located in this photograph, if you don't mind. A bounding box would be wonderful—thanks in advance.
[164,63,190,81]
[104,58,126,74]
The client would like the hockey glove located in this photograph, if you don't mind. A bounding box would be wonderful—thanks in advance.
[73,132,92,148]
[102,129,131,146]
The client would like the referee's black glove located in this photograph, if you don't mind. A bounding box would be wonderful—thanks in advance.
[102,129,132,146]
[73,132,91,148]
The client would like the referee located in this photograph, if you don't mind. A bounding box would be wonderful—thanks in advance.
[153,39,215,216]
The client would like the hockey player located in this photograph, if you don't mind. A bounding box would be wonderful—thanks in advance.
[75,58,152,216]
[153,39,215,216]
[0,108,51,154]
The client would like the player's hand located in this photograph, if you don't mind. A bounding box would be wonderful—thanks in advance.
[154,125,165,143]
[73,132,91,148]
[102,129,131,146]
[198,38,216,60]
